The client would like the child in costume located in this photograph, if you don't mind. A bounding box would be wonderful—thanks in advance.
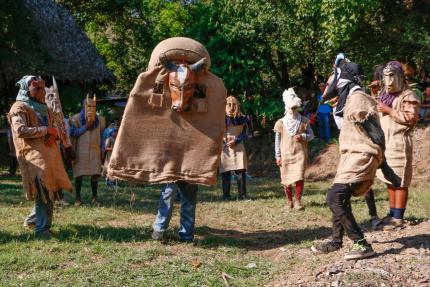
[274,88,314,210]
[219,96,249,200]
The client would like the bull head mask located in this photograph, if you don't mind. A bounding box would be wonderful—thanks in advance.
[161,57,207,112]
[85,94,97,122]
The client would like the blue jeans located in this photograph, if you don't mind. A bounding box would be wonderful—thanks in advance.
[25,178,54,234]
[317,112,331,142]
[153,181,197,241]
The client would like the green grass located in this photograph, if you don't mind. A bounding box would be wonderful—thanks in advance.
[0,174,429,286]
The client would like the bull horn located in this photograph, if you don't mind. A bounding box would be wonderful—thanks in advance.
[159,53,177,72]
[52,76,58,90]
[93,94,97,101]
[190,58,207,72]
[86,94,90,102]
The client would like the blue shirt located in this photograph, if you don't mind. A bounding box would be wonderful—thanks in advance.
[317,93,331,114]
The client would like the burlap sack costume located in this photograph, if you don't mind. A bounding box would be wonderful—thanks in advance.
[70,114,105,178]
[8,102,72,200]
[334,91,383,196]
[219,124,248,173]
[376,89,420,187]
[273,117,309,186]
[108,37,227,185]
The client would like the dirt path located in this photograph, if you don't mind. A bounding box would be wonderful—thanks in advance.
[266,220,430,287]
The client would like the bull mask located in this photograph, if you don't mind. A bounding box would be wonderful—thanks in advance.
[85,94,97,122]
[226,96,241,118]
[161,57,207,112]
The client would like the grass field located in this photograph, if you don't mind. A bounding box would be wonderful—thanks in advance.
[0,174,429,286]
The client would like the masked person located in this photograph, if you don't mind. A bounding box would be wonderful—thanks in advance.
[375,61,420,230]
[274,88,314,210]
[107,37,227,243]
[311,61,385,260]
[8,76,72,237]
[219,96,249,200]
[69,95,105,206]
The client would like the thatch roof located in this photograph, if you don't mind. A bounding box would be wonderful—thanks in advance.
[1,0,114,83]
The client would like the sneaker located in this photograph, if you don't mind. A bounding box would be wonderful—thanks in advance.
[151,231,164,241]
[222,195,232,201]
[311,240,342,254]
[374,216,393,230]
[23,220,35,230]
[286,200,293,209]
[91,197,100,206]
[294,199,304,211]
[382,218,404,231]
[74,199,82,207]
[179,238,194,244]
[370,216,380,230]
[344,240,375,260]
[35,230,53,240]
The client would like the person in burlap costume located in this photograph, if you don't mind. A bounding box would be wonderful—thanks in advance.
[375,61,420,230]
[219,96,249,200]
[69,95,105,206]
[8,75,72,237]
[311,61,386,260]
[108,37,226,242]
[274,88,314,210]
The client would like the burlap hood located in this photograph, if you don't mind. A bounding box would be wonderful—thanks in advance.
[108,37,226,186]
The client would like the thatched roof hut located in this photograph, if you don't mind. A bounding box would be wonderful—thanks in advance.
[0,0,114,83]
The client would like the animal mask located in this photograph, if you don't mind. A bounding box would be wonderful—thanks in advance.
[226,96,241,117]
[45,77,61,113]
[383,61,405,94]
[85,94,97,122]
[29,77,46,103]
[282,88,302,113]
[162,57,207,112]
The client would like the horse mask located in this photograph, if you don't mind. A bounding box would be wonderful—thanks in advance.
[161,57,207,112]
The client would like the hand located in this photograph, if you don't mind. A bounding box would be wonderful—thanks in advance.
[47,127,58,138]
[294,134,302,142]
[276,158,282,167]
[377,103,392,114]
[226,140,236,148]
[85,119,95,129]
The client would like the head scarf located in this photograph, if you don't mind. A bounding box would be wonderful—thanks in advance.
[281,88,302,136]
[16,75,48,117]
[331,62,364,117]
[379,61,405,107]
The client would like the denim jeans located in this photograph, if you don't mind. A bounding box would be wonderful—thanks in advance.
[153,181,197,241]
[317,112,331,142]
[25,178,54,234]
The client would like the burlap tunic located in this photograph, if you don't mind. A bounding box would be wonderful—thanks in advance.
[273,118,309,186]
[334,91,383,196]
[70,114,105,178]
[8,102,72,200]
[376,89,420,187]
[219,124,247,173]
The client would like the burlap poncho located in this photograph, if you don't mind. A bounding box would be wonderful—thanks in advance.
[8,102,72,200]
[273,117,310,186]
[334,91,383,196]
[376,89,420,187]
[70,114,105,178]
[219,124,248,173]
[108,37,227,185]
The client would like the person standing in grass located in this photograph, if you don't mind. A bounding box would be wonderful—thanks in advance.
[8,75,72,238]
[311,60,385,260]
[219,96,249,200]
[274,88,314,210]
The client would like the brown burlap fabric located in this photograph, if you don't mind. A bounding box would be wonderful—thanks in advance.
[108,37,226,185]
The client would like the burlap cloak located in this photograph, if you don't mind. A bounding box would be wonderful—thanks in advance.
[108,37,227,186]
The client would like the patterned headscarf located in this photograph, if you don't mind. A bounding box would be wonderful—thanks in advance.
[16,75,48,117]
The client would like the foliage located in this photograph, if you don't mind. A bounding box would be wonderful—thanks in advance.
[58,0,430,125]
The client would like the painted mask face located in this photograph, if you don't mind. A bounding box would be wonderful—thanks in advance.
[45,77,61,113]
[162,57,207,112]
[383,65,405,94]
[29,78,46,103]
[226,96,240,117]
[85,95,97,122]
[168,64,196,112]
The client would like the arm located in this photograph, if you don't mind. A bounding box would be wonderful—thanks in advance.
[234,124,248,144]
[388,99,420,126]
[11,113,47,139]
[301,124,315,142]
[275,132,281,160]
[69,123,87,138]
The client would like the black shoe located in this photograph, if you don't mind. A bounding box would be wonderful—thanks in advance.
[222,195,232,201]
[151,231,164,241]
[344,239,375,260]
[311,240,342,254]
